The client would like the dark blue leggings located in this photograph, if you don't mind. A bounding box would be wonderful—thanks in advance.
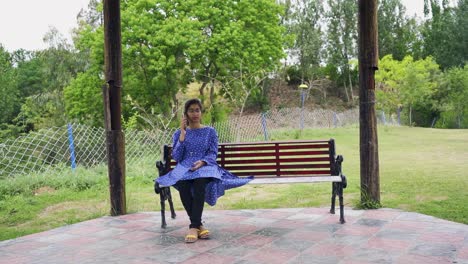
[176,178,210,229]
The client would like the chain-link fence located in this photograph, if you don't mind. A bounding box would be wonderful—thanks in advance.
[0,107,396,178]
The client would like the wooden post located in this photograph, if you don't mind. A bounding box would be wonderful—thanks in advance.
[358,0,380,205]
[103,0,126,215]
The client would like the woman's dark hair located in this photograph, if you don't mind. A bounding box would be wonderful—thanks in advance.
[184,98,203,115]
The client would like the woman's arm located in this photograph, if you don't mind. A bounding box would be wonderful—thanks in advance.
[172,114,189,162]
[201,128,218,166]
[171,130,185,162]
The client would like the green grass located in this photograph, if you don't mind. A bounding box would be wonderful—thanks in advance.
[1,125,467,241]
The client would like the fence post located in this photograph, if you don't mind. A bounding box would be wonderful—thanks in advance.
[333,112,338,128]
[431,117,437,128]
[67,124,77,171]
[381,111,386,125]
[261,112,269,141]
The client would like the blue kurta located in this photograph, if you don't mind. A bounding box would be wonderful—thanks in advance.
[156,126,253,206]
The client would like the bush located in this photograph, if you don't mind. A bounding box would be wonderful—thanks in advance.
[285,66,302,85]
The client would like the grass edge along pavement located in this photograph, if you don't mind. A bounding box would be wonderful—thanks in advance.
[0,125,467,241]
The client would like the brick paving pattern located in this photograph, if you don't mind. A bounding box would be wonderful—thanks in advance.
[0,207,467,264]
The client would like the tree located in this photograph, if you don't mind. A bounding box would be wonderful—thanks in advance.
[375,55,405,114]
[378,0,420,60]
[64,71,103,127]
[326,0,358,102]
[375,55,441,126]
[422,0,465,69]
[453,0,468,66]
[400,56,441,125]
[219,66,269,142]
[187,0,286,106]
[15,27,87,130]
[288,0,324,81]
[13,50,46,98]
[0,45,19,124]
[437,65,468,128]
[69,0,287,127]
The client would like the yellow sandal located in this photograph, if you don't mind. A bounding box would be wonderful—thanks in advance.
[185,228,199,243]
[198,226,210,239]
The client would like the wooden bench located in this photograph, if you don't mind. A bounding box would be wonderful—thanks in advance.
[155,139,347,228]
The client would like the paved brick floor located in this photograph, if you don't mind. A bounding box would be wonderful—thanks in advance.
[1,207,467,264]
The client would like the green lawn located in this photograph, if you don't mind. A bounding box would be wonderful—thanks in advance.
[1,125,467,241]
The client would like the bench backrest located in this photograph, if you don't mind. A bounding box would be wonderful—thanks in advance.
[161,139,339,178]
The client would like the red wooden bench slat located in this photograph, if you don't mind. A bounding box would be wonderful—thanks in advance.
[223,143,330,152]
[219,140,329,146]
[222,164,331,171]
[221,150,330,158]
[169,157,331,167]
[231,170,332,176]
[220,157,331,164]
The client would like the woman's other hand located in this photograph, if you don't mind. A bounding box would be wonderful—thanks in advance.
[190,160,206,171]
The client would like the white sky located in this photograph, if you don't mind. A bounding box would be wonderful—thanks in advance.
[0,0,425,52]
[0,0,90,51]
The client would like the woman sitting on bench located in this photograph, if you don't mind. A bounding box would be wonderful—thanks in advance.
[156,98,253,243]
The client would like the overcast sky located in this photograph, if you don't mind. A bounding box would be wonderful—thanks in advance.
[0,0,426,52]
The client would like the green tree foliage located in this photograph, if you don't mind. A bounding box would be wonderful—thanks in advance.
[376,55,442,126]
[12,50,46,98]
[0,45,19,124]
[437,65,468,128]
[64,72,103,127]
[378,0,420,60]
[287,0,324,81]
[68,0,287,127]
[375,55,404,114]
[190,0,286,106]
[422,0,467,69]
[14,28,87,130]
[325,0,358,102]
[454,0,468,65]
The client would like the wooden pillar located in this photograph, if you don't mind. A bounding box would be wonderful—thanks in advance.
[103,0,126,215]
[358,0,380,205]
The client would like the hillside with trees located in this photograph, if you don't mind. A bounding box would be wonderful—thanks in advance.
[1,0,467,142]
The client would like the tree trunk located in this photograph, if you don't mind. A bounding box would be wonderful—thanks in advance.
[103,0,126,216]
[235,90,252,142]
[209,80,216,124]
[172,94,178,115]
[348,69,355,101]
[210,80,215,105]
[343,79,350,102]
[199,82,207,100]
[358,0,380,206]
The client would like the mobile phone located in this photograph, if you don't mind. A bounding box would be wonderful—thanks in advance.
[183,114,188,126]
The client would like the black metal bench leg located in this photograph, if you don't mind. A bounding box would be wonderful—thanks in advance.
[330,182,337,214]
[159,191,167,228]
[166,187,177,219]
[338,183,345,224]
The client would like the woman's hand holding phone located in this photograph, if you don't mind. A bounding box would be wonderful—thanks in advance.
[181,114,188,130]
[179,114,187,142]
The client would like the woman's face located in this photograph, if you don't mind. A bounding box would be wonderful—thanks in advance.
[186,104,202,123]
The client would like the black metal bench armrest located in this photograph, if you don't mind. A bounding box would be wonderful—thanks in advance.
[335,155,347,188]
[154,161,166,194]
